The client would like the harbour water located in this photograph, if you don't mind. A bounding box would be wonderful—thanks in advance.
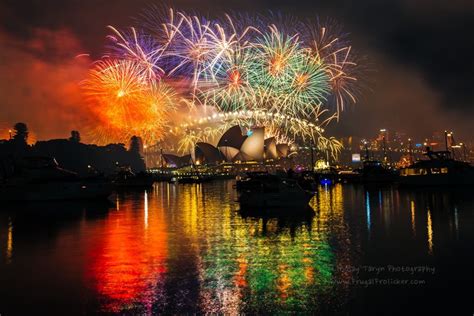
[0,181,472,314]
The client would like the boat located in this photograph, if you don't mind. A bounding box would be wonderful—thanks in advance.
[169,171,213,184]
[337,170,361,183]
[295,171,318,192]
[113,166,155,189]
[174,174,212,183]
[354,144,398,184]
[315,167,339,185]
[398,148,474,186]
[357,159,398,184]
[238,174,313,209]
[0,156,112,201]
[235,171,270,191]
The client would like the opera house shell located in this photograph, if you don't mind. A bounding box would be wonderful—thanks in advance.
[163,125,291,167]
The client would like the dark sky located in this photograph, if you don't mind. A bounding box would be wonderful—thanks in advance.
[0,0,473,142]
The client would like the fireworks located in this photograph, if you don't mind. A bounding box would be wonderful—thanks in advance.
[107,26,165,80]
[304,21,359,116]
[167,109,330,155]
[82,6,361,153]
[82,59,176,144]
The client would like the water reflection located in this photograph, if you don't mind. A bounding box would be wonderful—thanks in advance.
[86,191,167,313]
[427,207,433,255]
[454,207,459,238]
[0,183,473,314]
[0,200,110,266]
[366,192,371,233]
[124,182,355,314]
[0,200,111,316]
[6,218,12,264]
[411,200,416,236]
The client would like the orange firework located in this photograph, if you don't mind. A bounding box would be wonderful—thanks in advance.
[82,59,176,145]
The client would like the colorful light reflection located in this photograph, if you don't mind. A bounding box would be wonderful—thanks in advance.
[87,192,168,313]
[84,182,351,313]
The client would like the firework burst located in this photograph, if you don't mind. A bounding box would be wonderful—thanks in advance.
[82,58,176,144]
[304,21,359,117]
[107,26,165,80]
[81,6,362,155]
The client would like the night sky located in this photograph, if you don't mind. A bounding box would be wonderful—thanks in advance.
[1,0,473,141]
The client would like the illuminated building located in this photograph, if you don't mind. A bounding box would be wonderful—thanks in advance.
[160,125,291,167]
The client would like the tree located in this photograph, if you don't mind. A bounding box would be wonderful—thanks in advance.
[12,122,28,144]
[129,136,143,154]
[69,130,81,143]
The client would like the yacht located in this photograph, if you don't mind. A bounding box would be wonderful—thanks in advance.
[235,172,270,191]
[0,156,112,201]
[399,148,474,186]
[238,174,313,209]
[355,144,398,184]
[114,166,154,188]
[358,159,398,184]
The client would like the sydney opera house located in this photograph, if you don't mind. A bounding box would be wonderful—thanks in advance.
[162,126,290,168]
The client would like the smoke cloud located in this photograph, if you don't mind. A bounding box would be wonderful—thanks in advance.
[0,28,92,141]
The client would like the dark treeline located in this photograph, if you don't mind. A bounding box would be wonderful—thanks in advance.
[0,123,145,177]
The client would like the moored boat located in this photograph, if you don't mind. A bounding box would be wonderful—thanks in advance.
[353,143,398,184]
[235,171,270,191]
[398,149,474,186]
[238,174,313,209]
[172,174,212,183]
[0,156,112,201]
[358,159,398,184]
[114,167,154,188]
